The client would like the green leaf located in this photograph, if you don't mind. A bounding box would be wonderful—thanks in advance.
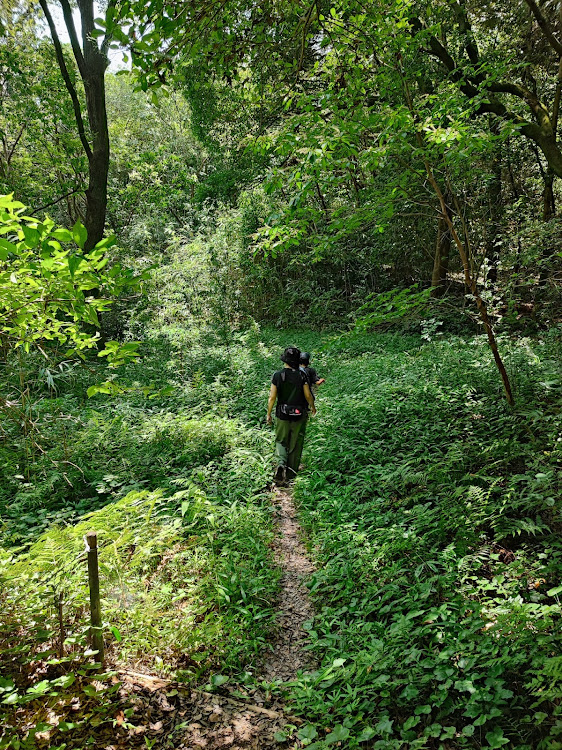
[210,674,229,687]
[110,626,122,642]
[0,194,24,209]
[32,722,52,734]
[454,679,476,693]
[403,715,420,730]
[21,225,40,248]
[72,220,88,249]
[57,721,76,732]
[440,726,456,740]
[68,255,83,277]
[425,723,442,738]
[357,727,376,742]
[325,725,350,744]
[376,717,394,735]
[95,235,116,250]
[26,680,51,696]
[485,727,509,748]
[0,237,17,259]
[298,725,318,741]
[51,228,73,242]
[1,691,19,705]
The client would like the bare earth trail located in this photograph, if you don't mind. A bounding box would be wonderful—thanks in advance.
[262,486,317,683]
[114,485,318,750]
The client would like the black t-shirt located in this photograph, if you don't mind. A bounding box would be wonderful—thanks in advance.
[302,366,319,385]
[301,366,320,400]
[272,368,307,418]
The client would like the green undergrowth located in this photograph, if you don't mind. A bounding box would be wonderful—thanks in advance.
[0,468,278,747]
[286,329,562,749]
[3,324,562,749]
[0,332,285,749]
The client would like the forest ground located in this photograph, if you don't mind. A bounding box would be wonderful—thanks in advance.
[2,326,562,749]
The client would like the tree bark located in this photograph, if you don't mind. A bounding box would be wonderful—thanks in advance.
[486,129,502,284]
[431,202,451,297]
[40,0,111,252]
[78,0,110,251]
[82,73,110,251]
[542,168,556,221]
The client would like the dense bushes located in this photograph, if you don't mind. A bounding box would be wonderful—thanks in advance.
[288,330,562,748]
[0,332,282,748]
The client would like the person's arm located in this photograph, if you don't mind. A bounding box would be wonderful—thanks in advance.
[311,368,325,385]
[303,383,316,415]
[266,384,277,424]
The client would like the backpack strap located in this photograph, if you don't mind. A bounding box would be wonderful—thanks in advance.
[280,368,305,384]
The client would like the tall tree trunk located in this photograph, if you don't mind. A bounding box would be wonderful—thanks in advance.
[539,168,557,286]
[40,0,111,252]
[431,174,514,405]
[82,53,110,252]
[486,126,502,284]
[402,74,514,404]
[431,202,451,297]
[542,168,556,221]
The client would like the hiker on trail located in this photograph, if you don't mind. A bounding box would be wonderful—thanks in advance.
[299,352,325,397]
[267,346,316,485]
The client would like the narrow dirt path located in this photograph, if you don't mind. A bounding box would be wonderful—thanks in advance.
[262,486,317,683]
[114,486,317,750]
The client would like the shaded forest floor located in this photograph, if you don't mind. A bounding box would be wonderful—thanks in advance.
[2,326,562,748]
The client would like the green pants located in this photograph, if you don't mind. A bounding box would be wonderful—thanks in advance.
[275,414,308,476]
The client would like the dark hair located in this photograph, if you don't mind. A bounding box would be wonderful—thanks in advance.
[300,351,311,365]
[281,346,301,368]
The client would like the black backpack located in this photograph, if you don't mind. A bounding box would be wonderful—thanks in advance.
[278,369,308,418]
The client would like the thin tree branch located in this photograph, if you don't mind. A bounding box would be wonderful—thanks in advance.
[414,17,553,136]
[59,0,87,78]
[101,0,117,60]
[297,1,317,76]
[523,0,562,57]
[453,0,480,68]
[7,123,26,164]
[30,187,84,216]
[38,0,92,161]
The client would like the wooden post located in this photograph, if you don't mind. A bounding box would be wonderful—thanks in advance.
[85,531,104,664]
[57,591,64,659]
